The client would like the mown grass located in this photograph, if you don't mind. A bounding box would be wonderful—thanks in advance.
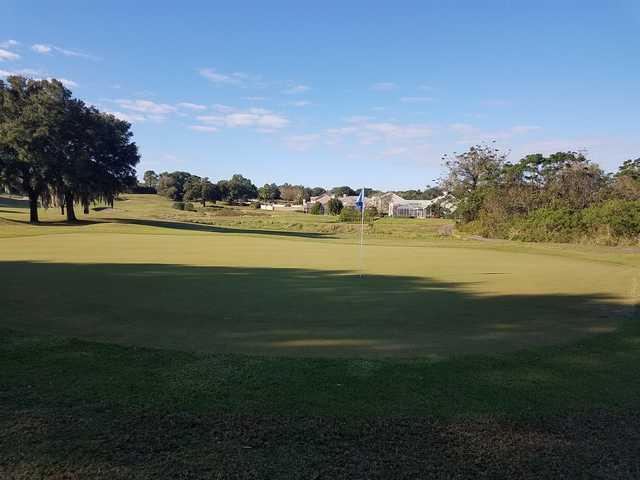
[2,193,640,477]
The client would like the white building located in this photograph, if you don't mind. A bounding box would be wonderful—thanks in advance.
[389,193,456,218]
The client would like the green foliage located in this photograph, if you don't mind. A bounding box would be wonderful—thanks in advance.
[339,206,378,223]
[582,200,640,239]
[616,158,640,181]
[395,186,443,200]
[227,174,258,202]
[172,201,185,210]
[513,207,581,242]
[309,202,323,215]
[309,187,326,197]
[327,197,344,215]
[279,183,304,203]
[0,76,139,222]
[331,186,356,196]
[143,170,159,188]
[466,200,640,244]
[157,171,196,201]
[258,183,280,202]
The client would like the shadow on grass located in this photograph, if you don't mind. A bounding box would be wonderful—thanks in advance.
[0,216,103,227]
[1,260,634,358]
[103,217,333,239]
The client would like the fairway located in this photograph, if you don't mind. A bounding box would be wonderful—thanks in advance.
[3,196,640,478]
[1,196,636,358]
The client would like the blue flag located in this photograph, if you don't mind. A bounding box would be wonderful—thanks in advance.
[355,188,365,212]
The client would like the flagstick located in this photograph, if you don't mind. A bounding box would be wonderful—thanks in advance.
[359,188,365,277]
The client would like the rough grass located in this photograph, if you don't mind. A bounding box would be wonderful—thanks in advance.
[2,194,640,477]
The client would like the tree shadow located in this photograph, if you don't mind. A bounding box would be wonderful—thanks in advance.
[0,217,103,227]
[103,217,333,239]
[1,261,633,358]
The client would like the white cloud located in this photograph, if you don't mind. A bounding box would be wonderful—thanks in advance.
[243,96,267,101]
[400,96,434,103]
[289,100,310,107]
[177,102,207,111]
[371,82,396,91]
[107,111,147,123]
[55,77,78,88]
[511,125,541,134]
[284,134,322,151]
[116,99,176,115]
[196,107,289,130]
[31,43,98,60]
[449,123,540,142]
[0,69,77,88]
[0,40,19,49]
[283,84,310,94]
[211,104,235,113]
[382,147,409,157]
[199,68,254,86]
[31,44,52,54]
[0,48,19,61]
[344,115,374,124]
[189,125,218,133]
[363,122,433,140]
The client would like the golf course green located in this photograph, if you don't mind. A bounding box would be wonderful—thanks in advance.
[0,194,637,358]
[2,194,639,478]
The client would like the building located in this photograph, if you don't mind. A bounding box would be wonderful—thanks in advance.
[389,193,457,218]
[303,192,333,213]
[372,192,405,214]
[340,194,376,209]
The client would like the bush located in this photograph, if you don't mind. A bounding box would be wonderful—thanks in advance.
[582,200,640,239]
[251,201,262,209]
[327,198,344,215]
[128,185,157,194]
[513,207,580,242]
[339,206,378,223]
[183,202,196,211]
[172,202,185,210]
[309,202,323,215]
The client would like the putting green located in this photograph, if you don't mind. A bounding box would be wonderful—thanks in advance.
[1,217,637,358]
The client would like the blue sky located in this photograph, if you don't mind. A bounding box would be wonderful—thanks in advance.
[2,1,639,190]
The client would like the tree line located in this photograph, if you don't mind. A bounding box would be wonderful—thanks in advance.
[0,76,139,223]
[442,143,640,243]
[142,170,366,206]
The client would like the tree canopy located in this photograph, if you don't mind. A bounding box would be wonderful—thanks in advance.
[0,76,140,222]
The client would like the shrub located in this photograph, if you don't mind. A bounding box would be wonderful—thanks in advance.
[183,202,196,211]
[513,207,580,242]
[309,202,323,215]
[339,206,378,223]
[172,202,185,210]
[327,198,344,215]
[582,200,640,239]
[251,201,262,209]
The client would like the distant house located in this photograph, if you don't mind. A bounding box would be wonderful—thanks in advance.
[303,192,333,213]
[340,194,376,209]
[372,192,405,214]
[389,193,456,218]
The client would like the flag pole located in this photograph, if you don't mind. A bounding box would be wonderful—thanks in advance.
[359,187,365,277]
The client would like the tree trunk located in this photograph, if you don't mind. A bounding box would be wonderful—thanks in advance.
[60,204,65,215]
[65,192,77,222]
[28,192,39,223]
[83,203,90,214]
[202,199,206,207]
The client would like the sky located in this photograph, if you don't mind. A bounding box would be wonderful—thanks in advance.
[2,0,639,190]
